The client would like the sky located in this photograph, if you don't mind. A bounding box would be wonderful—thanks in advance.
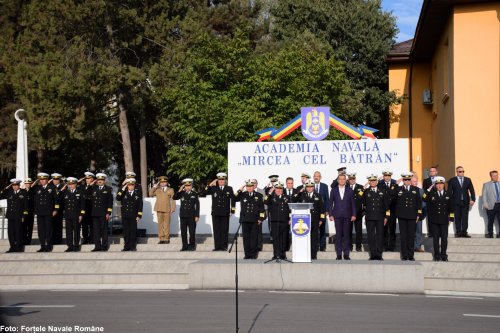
[382,0,424,42]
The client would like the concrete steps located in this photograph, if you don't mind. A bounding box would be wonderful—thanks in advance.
[0,236,499,294]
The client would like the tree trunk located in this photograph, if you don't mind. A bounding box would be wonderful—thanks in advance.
[139,119,147,197]
[117,93,134,172]
[36,148,44,172]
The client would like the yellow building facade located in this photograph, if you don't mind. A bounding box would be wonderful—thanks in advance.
[387,0,500,186]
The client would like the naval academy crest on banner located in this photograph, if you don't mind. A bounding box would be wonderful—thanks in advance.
[291,214,311,237]
[301,107,330,141]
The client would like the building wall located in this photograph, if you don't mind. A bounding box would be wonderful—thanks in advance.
[452,3,500,187]
[389,2,500,187]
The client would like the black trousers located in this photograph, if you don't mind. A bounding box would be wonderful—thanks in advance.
[65,217,81,248]
[180,217,196,247]
[399,218,416,259]
[81,213,94,244]
[271,221,288,258]
[241,221,258,258]
[23,214,34,245]
[8,218,23,251]
[453,203,469,234]
[350,214,363,247]
[310,219,319,259]
[319,219,326,248]
[486,203,500,235]
[212,215,230,250]
[384,209,397,249]
[257,222,263,250]
[52,212,63,245]
[431,223,448,259]
[366,219,384,258]
[93,216,108,250]
[122,216,138,250]
[37,214,53,249]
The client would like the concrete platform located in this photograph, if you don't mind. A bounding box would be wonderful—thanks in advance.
[188,259,424,293]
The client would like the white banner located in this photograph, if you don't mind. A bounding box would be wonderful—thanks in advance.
[228,139,410,188]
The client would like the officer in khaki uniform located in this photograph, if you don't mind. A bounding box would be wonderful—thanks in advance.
[149,176,175,244]
[1,179,29,252]
[395,172,423,261]
[116,178,143,251]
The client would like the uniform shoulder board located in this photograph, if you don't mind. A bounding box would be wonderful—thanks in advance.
[264,196,268,200]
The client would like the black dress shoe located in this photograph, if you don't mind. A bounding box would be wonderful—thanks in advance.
[320,247,326,252]
[101,248,108,252]
[271,256,278,260]
[122,248,130,252]
[463,234,471,238]
[336,255,342,260]
[243,255,250,259]
[455,233,461,238]
[432,256,440,261]
[37,248,45,252]
[91,248,101,252]
[281,256,287,260]
[212,249,218,251]
[409,257,415,261]
[369,256,375,260]
[441,258,449,262]
[486,234,493,238]
[45,247,53,252]
[6,249,14,253]
[64,248,73,253]
[130,248,137,252]
[180,247,188,251]
[344,256,351,260]
[378,257,384,261]
[356,245,362,252]
[312,256,317,260]
[73,247,81,252]
[402,257,408,261]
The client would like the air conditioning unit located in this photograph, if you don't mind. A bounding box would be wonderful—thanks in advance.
[422,89,433,105]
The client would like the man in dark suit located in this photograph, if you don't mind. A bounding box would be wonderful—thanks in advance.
[313,171,330,251]
[394,173,422,261]
[205,172,236,251]
[423,166,438,237]
[329,174,356,260]
[448,166,475,238]
[378,169,397,251]
[284,177,298,251]
[347,173,364,252]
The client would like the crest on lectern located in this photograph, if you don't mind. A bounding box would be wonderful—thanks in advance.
[291,214,311,237]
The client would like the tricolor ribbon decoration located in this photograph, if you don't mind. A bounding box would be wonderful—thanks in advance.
[256,113,378,142]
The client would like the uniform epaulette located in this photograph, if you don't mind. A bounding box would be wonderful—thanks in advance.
[385,210,391,216]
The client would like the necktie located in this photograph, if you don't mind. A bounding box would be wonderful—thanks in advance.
[220,186,223,191]
[459,177,463,187]
[406,186,409,192]
[163,187,166,192]
[129,191,133,196]
[72,190,75,194]
[372,188,376,193]
[495,182,500,202]
[315,184,319,193]
[288,189,291,196]
[386,182,390,187]
[99,186,103,190]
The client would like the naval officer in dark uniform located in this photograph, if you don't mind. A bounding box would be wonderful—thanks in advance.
[89,173,113,252]
[33,172,59,252]
[49,173,65,245]
[347,172,364,252]
[206,172,235,251]
[234,180,265,259]
[378,169,398,251]
[62,177,86,252]
[264,181,291,260]
[359,174,391,260]
[395,172,423,261]
[423,176,454,261]
[116,178,143,252]
[1,179,28,252]
[22,178,36,245]
[293,180,325,260]
[173,178,200,251]
[79,172,95,245]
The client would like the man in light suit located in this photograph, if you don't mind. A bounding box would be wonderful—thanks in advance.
[329,174,356,260]
[481,170,500,238]
[448,166,476,238]
[313,171,330,251]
